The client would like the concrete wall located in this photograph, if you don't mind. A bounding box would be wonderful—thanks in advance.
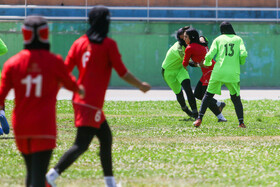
[0,21,279,88]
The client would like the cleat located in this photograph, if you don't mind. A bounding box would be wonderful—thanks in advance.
[193,119,202,128]
[46,177,56,187]
[218,118,227,122]
[0,127,3,135]
[218,102,226,112]
[46,178,56,187]
[0,115,9,134]
[182,106,193,117]
[239,123,246,128]
[46,168,58,187]
[46,181,52,187]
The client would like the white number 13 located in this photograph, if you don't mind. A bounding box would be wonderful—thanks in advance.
[21,75,43,97]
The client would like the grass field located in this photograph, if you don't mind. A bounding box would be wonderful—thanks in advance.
[1,99,280,187]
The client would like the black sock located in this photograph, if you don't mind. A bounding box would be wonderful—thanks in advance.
[230,94,244,124]
[176,90,186,108]
[181,79,197,111]
[55,127,96,174]
[198,92,215,120]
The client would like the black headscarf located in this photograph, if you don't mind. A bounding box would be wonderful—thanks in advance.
[185,28,200,44]
[86,6,110,43]
[220,21,236,35]
[22,15,50,50]
[176,26,190,47]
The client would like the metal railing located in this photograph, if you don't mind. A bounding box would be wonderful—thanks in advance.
[0,2,279,22]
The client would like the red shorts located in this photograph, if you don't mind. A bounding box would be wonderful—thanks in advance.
[200,72,212,86]
[73,102,105,129]
[15,136,56,154]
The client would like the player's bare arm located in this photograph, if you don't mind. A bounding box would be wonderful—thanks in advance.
[122,71,151,93]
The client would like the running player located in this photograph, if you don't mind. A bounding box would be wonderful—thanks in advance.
[0,15,83,187]
[46,6,151,187]
[182,28,227,122]
[193,22,248,128]
[161,26,198,118]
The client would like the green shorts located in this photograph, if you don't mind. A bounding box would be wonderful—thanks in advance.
[207,79,240,96]
[162,67,190,94]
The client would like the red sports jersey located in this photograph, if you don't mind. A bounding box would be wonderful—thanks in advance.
[183,43,216,85]
[0,49,79,139]
[65,35,128,127]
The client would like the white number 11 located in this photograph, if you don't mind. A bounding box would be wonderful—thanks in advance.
[21,75,43,97]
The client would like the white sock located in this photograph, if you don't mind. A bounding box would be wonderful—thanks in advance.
[217,113,226,120]
[46,168,59,181]
[216,101,222,107]
[105,176,116,187]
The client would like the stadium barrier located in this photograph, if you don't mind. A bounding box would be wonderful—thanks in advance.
[0,5,279,22]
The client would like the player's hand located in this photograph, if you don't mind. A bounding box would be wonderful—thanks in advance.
[78,85,85,99]
[139,82,151,93]
[199,60,209,68]
[0,110,10,134]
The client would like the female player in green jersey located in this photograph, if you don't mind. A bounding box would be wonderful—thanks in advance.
[161,26,198,118]
[193,22,247,128]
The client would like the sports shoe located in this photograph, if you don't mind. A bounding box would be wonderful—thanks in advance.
[193,119,202,128]
[0,127,3,135]
[0,114,10,134]
[218,118,227,122]
[182,106,193,117]
[46,168,59,187]
[218,102,226,112]
[239,123,246,128]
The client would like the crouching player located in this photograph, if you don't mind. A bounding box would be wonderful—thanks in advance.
[0,15,84,187]
[46,6,151,187]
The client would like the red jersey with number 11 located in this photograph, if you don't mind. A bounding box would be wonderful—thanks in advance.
[0,49,79,138]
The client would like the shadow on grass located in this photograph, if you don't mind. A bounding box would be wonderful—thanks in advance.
[0,136,14,139]
[179,118,195,122]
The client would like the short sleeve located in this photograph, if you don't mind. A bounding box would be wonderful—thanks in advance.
[108,40,128,77]
[183,46,192,67]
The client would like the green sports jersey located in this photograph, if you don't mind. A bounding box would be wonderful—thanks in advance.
[204,34,247,83]
[162,41,186,70]
[0,38,8,79]
[0,38,7,56]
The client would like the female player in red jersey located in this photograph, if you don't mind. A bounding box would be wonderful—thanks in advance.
[182,28,227,122]
[46,6,151,187]
[0,16,84,187]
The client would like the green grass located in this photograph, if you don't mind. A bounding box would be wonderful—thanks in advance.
[1,99,280,186]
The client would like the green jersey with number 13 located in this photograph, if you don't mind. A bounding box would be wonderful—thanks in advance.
[204,34,247,83]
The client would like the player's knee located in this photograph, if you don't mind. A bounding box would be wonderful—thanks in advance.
[230,94,240,102]
[75,143,90,154]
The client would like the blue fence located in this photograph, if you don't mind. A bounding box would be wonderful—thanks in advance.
[0,5,279,22]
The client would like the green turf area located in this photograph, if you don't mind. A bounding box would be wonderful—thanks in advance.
[1,99,280,186]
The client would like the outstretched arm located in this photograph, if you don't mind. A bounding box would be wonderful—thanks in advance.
[121,71,151,93]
